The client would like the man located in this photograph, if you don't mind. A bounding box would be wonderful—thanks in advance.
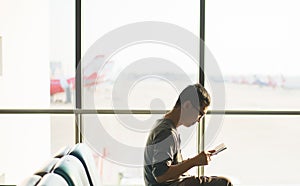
[144,84,232,186]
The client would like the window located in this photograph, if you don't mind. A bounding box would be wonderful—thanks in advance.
[0,114,75,185]
[0,0,75,184]
[82,0,201,185]
[205,115,300,185]
[82,114,198,185]
[206,0,300,111]
[82,0,200,110]
[206,0,300,185]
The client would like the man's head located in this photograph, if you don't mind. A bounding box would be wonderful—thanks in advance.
[174,84,211,127]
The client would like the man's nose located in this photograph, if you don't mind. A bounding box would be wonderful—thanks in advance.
[197,115,202,122]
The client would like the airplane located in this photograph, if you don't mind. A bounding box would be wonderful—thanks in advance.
[50,73,107,96]
[50,77,75,96]
[50,55,114,97]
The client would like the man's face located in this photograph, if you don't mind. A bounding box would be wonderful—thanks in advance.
[182,101,208,127]
[193,104,208,123]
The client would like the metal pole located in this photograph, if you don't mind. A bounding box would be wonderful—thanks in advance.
[198,0,206,177]
[75,0,82,143]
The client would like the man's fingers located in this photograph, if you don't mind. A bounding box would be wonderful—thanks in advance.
[208,150,216,154]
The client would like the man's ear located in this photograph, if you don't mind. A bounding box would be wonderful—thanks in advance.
[182,100,192,110]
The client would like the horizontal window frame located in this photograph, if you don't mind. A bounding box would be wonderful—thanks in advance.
[0,109,300,115]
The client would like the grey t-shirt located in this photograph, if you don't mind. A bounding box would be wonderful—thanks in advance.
[144,119,183,186]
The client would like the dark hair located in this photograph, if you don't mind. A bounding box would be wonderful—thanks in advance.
[174,84,211,109]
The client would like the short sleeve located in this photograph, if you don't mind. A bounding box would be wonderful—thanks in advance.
[152,158,172,177]
[151,130,177,177]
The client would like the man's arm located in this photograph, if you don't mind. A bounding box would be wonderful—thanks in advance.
[155,151,211,183]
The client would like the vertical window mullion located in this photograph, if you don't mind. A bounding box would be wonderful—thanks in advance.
[75,0,82,143]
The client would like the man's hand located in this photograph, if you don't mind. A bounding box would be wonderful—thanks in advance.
[155,150,216,183]
[191,150,215,166]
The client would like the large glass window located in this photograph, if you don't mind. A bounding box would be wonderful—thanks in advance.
[0,0,75,185]
[82,0,200,110]
[0,0,74,108]
[0,114,75,185]
[82,114,198,185]
[205,115,300,185]
[205,1,300,185]
[206,0,300,110]
[81,1,201,185]
[0,0,49,109]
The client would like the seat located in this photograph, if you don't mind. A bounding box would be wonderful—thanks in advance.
[52,155,90,186]
[18,174,41,186]
[36,173,68,186]
[69,143,101,186]
[35,158,60,177]
[53,146,72,158]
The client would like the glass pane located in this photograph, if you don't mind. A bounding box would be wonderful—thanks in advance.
[0,1,49,108]
[50,114,76,155]
[0,114,75,185]
[0,0,74,109]
[82,114,198,185]
[206,0,300,110]
[205,115,300,185]
[82,0,200,109]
